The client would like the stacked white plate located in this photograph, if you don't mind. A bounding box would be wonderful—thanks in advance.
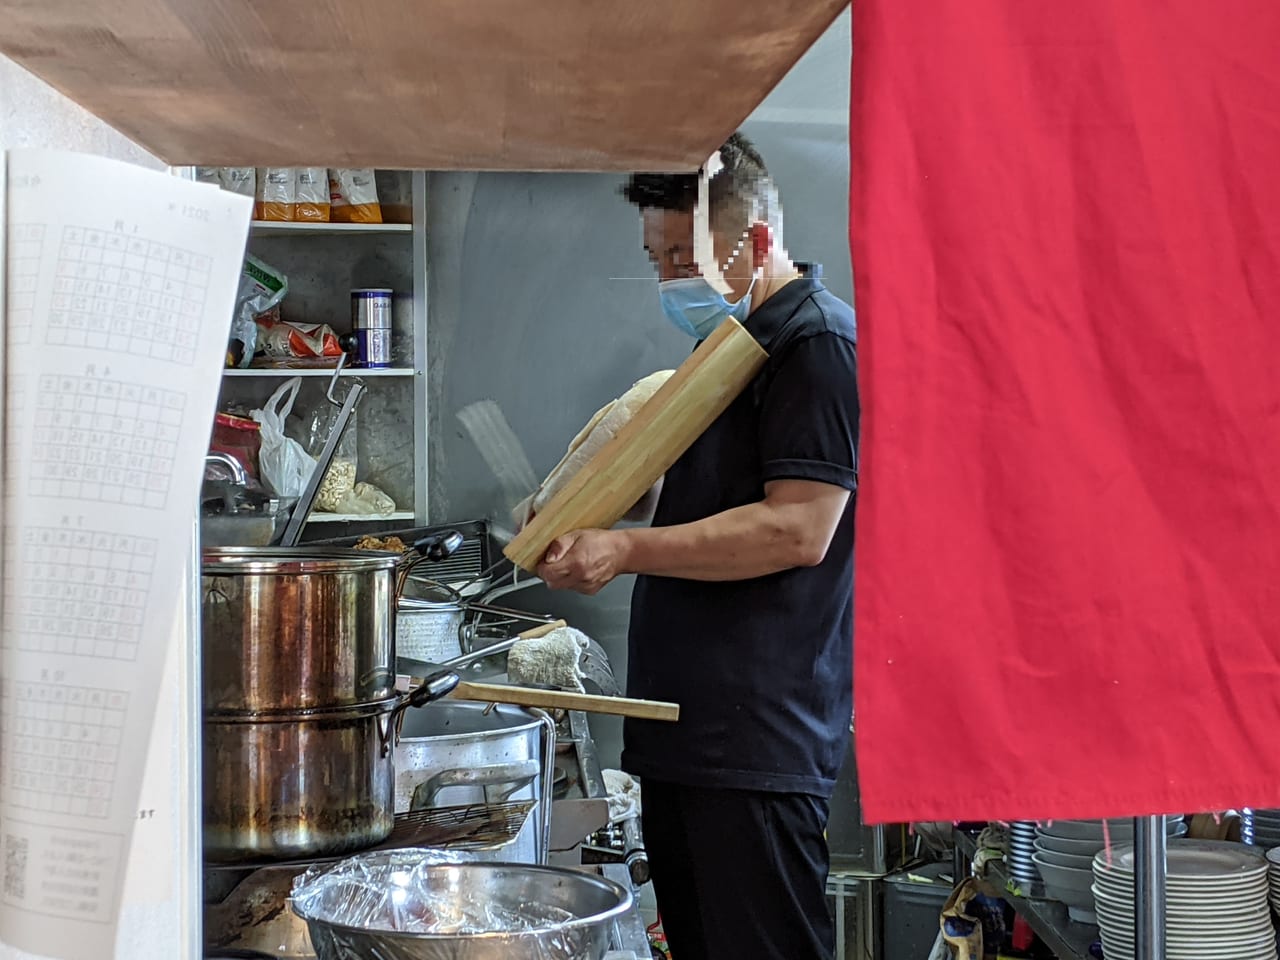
[1092,839,1274,960]
[1247,808,1280,849]
[1265,847,1280,914]
[1007,821,1040,886]
[1033,817,1186,924]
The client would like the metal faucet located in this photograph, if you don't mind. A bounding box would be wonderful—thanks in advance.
[205,452,247,487]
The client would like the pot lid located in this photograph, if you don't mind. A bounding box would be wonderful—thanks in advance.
[0,1,847,170]
[202,546,399,574]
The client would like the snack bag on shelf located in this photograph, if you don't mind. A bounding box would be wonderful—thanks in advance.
[301,393,360,512]
[220,167,257,199]
[209,412,263,483]
[255,167,295,220]
[229,254,289,368]
[294,167,330,221]
[331,481,396,516]
[374,170,413,223]
[254,318,344,361]
[328,169,382,223]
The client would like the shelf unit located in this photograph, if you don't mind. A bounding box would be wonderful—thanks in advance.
[953,829,1098,960]
[222,367,415,378]
[215,171,429,531]
[247,220,413,237]
[307,510,416,523]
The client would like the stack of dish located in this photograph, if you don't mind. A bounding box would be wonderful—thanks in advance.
[1266,847,1280,914]
[1032,817,1186,923]
[1244,808,1280,849]
[1007,822,1040,887]
[1093,839,1273,960]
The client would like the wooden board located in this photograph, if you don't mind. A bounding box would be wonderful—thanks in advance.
[1,0,848,170]
[450,680,679,722]
[504,317,768,571]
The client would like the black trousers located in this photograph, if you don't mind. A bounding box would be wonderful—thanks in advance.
[641,779,834,960]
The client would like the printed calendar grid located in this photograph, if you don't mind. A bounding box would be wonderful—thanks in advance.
[5,374,28,480]
[32,374,184,508]
[0,681,127,820]
[7,224,45,346]
[3,528,156,661]
[50,227,211,365]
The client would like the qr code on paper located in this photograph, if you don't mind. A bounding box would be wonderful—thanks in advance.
[4,833,27,899]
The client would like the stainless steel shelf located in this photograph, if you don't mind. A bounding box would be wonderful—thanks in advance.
[954,829,1098,960]
[222,367,414,378]
[249,220,412,236]
[307,511,415,523]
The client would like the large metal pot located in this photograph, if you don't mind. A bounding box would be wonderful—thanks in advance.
[393,700,555,863]
[204,676,458,863]
[292,857,631,960]
[202,547,399,712]
[396,596,465,663]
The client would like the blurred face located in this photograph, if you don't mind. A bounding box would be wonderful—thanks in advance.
[640,206,755,288]
[641,207,698,281]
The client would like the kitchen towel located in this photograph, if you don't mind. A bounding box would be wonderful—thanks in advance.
[849,0,1280,822]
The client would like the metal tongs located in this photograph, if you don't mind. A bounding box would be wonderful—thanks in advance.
[279,357,366,546]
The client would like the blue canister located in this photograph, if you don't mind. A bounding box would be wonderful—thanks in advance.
[351,288,393,367]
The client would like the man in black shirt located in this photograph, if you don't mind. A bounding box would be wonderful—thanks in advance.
[537,132,858,960]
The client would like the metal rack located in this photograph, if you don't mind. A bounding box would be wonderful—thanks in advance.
[953,829,1097,960]
[954,816,1168,959]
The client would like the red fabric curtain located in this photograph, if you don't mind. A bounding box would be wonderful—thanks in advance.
[850,0,1280,823]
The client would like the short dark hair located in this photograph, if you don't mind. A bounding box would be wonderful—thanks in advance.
[623,132,769,233]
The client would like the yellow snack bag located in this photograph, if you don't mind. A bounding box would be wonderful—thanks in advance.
[328,169,382,223]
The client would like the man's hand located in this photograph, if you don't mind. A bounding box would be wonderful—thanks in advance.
[537,529,630,595]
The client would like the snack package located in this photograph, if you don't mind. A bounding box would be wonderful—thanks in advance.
[229,254,288,368]
[195,167,222,187]
[255,318,344,360]
[210,412,263,482]
[331,481,396,516]
[302,393,360,512]
[294,167,330,221]
[328,169,382,223]
[255,167,295,220]
[221,167,257,199]
[374,170,413,223]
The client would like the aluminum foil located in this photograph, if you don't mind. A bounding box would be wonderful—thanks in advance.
[291,850,628,960]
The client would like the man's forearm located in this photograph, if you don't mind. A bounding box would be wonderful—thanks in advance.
[616,500,823,581]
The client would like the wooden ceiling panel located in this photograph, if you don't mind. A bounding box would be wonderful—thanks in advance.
[1,0,848,170]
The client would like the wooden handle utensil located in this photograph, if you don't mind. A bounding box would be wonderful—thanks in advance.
[449,680,680,722]
[504,317,767,571]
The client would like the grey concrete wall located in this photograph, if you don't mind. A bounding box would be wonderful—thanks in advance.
[426,10,852,765]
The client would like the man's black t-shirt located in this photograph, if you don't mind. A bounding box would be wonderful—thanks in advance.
[621,277,859,798]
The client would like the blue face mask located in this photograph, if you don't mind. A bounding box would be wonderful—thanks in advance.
[658,275,756,340]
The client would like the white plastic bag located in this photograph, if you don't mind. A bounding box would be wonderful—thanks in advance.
[331,481,396,517]
[251,378,317,498]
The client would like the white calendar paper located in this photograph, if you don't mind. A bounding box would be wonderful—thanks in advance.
[0,150,251,960]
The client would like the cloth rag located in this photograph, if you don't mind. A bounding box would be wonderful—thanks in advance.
[602,769,642,823]
[507,626,590,693]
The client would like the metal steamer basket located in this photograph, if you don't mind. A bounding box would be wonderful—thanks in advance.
[201,538,464,862]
